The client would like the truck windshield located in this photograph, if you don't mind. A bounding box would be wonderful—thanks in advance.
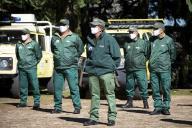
[110,33,131,48]
[110,32,152,46]
[0,30,23,44]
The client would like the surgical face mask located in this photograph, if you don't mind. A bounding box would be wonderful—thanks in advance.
[59,25,69,33]
[91,27,100,34]
[130,33,137,40]
[21,34,29,41]
[153,29,160,36]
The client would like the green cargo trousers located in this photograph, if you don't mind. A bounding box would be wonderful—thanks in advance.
[53,68,81,111]
[150,71,171,110]
[88,73,117,122]
[19,68,40,105]
[126,70,148,100]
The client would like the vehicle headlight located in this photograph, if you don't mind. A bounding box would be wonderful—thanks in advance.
[0,57,13,70]
[0,60,8,68]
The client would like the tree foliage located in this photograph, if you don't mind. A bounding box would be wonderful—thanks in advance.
[0,0,191,33]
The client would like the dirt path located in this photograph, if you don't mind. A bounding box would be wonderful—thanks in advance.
[0,95,192,128]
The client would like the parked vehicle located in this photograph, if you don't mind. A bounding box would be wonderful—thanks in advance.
[0,14,54,97]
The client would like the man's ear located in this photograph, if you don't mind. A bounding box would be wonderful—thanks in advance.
[98,25,104,32]
[159,28,164,34]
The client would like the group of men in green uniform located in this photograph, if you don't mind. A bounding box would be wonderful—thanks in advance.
[121,22,176,117]
[15,18,175,126]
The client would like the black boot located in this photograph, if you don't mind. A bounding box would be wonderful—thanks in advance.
[161,109,171,115]
[73,108,80,114]
[83,119,98,126]
[143,100,149,109]
[122,97,133,108]
[16,103,27,108]
[150,109,162,115]
[32,104,40,110]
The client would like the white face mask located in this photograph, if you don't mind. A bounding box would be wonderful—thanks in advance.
[21,34,29,41]
[59,25,69,33]
[130,33,137,40]
[91,27,100,34]
[153,29,160,36]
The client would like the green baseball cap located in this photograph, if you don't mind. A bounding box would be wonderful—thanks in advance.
[90,18,105,28]
[128,27,138,33]
[58,19,69,26]
[153,22,165,29]
[22,28,30,34]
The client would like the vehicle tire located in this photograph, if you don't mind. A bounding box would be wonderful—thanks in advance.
[47,77,54,94]
[133,85,142,100]
[10,76,20,98]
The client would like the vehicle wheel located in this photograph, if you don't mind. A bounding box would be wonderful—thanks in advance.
[115,87,127,100]
[10,76,20,98]
[47,77,54,94]
[133,86,142,100]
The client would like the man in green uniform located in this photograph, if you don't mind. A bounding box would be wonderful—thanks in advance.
[51,19,84,114]
[149,22,176,115]
[16,29,42,110]
[83,18,121,126]
[122,27,149,109]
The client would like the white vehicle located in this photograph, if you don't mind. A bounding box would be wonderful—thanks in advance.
[0,14,54,97]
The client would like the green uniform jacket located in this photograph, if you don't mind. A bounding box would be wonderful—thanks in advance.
[85,32,121,76]
[16,39,42,69]
[124,38,149,72]
[51,32,84,69]
[149,35,176,72]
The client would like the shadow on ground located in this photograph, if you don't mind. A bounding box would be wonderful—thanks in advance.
[34,108,53,113]
[119,109,150,114]
[58,117,88,123]
[4,103,18,106]
[5,103,36,108]
[58,117,107,125]
[58,117,108,125]
[33,108,73,114]
[177,104,192,107]
[160,119,192,126]
[101,103,143,109]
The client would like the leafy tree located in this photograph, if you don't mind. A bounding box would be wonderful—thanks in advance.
[0,0,191,33]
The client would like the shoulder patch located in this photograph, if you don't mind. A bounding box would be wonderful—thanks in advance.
[88,46,93,51]
[19,46,23,49]
[55,40,60,43]
[135,46,140,50]
[161,44,165,47]
[66,40,71,43]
